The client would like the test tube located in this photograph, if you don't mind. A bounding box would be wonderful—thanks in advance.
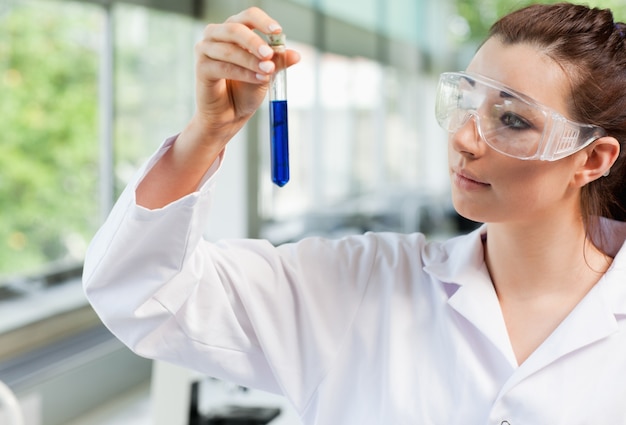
[268,33,289,187]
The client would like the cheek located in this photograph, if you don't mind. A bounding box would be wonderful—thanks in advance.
[494,164,571,209]
[458,163,551,222]
[448,145,575,221]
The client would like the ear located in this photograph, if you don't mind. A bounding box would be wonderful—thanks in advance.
[573,136,620,187]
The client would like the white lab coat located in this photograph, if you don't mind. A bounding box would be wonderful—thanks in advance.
[83,137,626,425]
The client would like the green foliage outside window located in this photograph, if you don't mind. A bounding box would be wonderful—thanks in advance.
[0,3,100,278]
[454,0,626,43]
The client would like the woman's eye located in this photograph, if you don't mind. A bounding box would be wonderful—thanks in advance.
[500,112,532,130]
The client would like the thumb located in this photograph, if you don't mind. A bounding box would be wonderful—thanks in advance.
[285,49,301,68]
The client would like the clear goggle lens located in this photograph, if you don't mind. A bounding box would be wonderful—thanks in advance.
[435,72,606,161]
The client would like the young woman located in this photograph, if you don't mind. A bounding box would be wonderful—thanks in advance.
[83,3,626,424]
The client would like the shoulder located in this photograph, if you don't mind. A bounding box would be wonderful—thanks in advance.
[305,229,483,269]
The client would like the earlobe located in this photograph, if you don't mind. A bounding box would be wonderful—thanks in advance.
[574,137,620,186]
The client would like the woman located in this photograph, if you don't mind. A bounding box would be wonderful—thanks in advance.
[83,3,626,424]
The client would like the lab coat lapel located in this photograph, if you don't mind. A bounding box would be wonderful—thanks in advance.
[498,276,620,396]
[497,243,626,395]
[424,224,626,382]
[446,268,518,367]
[424,226,518,367]
[425,220,626,400]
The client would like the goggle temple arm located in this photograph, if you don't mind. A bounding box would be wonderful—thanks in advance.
[538,115,575,161]
[540,115,607,161]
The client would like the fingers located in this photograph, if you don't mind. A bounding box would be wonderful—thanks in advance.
[286,49,301,68]
[195,7,285,83]
[225,6,283,39]
[195,38,275,84]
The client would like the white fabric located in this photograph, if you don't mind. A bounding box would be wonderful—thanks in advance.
[83,137,626,425]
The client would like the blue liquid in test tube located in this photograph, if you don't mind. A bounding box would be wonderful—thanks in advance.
[270,100,289,187]
[268,33,289,187]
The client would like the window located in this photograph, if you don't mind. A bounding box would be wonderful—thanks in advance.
[112,3,198,192]
[258,42,449,243]
[1,0,102,283]
[0,0,200,337]
[0,0,449,337]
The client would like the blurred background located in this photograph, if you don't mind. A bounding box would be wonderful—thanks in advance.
[0,0,624,424]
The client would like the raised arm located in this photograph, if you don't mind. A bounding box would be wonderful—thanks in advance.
[136,7,300,209]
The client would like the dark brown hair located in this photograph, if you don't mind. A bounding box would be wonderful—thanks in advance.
[489,2,626,248]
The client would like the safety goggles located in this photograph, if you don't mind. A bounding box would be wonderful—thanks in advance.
[435,72,607,161]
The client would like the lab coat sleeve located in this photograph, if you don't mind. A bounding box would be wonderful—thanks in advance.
[82,136,379,413]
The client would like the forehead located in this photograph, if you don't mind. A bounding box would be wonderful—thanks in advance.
[466,38,571,116]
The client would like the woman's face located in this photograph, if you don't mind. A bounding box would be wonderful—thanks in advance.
[448,37,583,225]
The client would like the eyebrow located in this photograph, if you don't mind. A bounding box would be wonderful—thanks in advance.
[463,75,515,100]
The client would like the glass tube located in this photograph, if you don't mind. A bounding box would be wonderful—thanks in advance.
[268,33,289,187]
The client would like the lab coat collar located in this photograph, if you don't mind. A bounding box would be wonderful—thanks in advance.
[423,225,518,366]
[504,223,626,392]
[587,217,626,316]
[422,224,489,295]
[498,274,619,394]
[423,220,626,373]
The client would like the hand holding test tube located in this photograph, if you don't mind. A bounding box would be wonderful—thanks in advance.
[268,33,289,187]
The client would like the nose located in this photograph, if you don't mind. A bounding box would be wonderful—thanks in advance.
[449,112,486,158]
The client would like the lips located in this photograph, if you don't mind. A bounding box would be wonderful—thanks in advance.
[452,168,490,189]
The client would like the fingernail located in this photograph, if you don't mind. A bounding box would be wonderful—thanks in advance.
[256,73,269,81]
[258,61,274,73]
[258,44,273,58]
[268,23,282,32]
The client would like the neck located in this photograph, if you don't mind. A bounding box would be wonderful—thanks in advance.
[484,216,611,300]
